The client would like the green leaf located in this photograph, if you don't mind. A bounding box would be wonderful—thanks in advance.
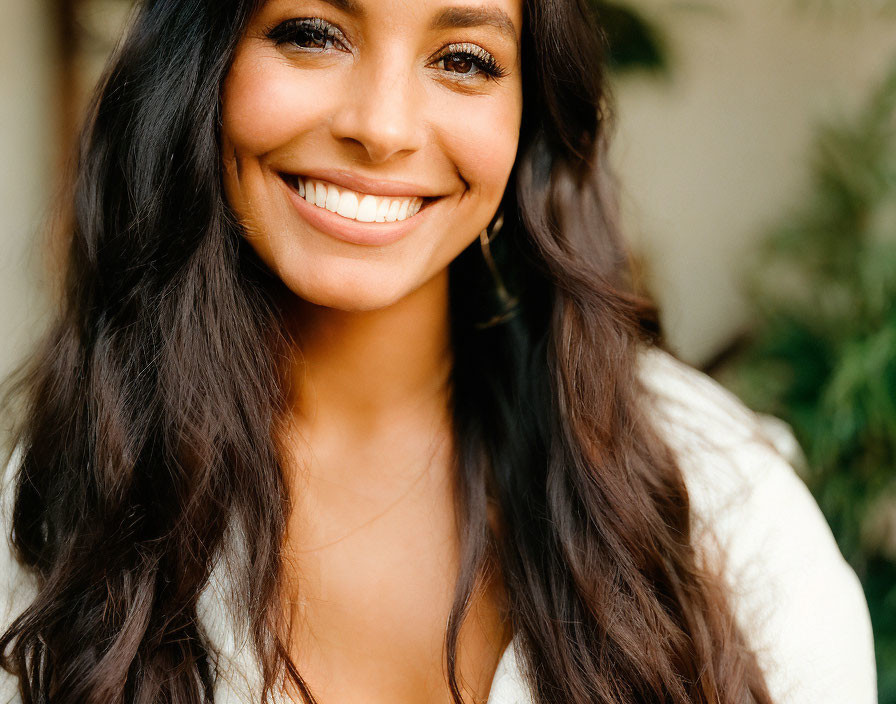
[588,1,667,73]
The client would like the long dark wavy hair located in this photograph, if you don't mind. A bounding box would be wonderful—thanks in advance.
[0,0,774,702]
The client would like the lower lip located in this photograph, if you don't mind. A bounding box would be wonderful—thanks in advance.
[279,175,439,247]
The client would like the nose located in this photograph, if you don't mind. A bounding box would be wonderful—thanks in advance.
[328,51,425,164]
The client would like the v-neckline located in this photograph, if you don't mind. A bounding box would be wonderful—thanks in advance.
[199,533,532,704]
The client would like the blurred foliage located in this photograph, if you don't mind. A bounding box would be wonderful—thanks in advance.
[719,59,896,702]
[590,1,667,73]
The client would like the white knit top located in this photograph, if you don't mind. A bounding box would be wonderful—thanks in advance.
[0,347,878,703]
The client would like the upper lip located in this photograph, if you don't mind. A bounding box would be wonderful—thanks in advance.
[279,167,443,199]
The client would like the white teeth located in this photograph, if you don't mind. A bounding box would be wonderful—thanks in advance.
[386,200,401,222]
[356,195,378,222]
[336,190,359,219]
[324,183,340,212]
[375,198,391,223]
[314,182,327,208]
[291,177,428,224]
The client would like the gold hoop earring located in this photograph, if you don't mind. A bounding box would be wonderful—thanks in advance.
[475,212,520,330]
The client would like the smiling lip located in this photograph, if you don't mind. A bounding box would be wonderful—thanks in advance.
[278,173,443,247]
[287,168,442,198]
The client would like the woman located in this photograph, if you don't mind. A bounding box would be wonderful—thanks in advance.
[0,0,876,702]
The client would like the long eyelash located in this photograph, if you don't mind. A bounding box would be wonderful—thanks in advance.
[263,23,506,80]
[264,17,343,49]
[437,43,508,79]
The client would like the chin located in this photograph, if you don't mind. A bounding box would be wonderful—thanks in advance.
[280,264,424,313]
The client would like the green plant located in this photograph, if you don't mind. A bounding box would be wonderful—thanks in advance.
[589,1,667,73]
[718,59,896,702]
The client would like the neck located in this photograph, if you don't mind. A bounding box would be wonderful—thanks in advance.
[280,270,454,442]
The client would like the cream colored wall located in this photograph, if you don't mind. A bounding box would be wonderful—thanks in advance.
[0,0,54,389]
[610,1,896,364]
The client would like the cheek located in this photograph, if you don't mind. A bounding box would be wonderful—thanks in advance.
[431,88,522,205]
[221,52,335,156]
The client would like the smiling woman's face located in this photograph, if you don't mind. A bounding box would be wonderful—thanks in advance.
[220,0,524,312]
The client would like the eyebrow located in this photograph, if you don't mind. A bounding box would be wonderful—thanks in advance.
[316,0,363,14]
[311,0,519,46]
[430,6,519,46]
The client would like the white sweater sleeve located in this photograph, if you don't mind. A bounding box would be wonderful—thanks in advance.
[638,347,878,703]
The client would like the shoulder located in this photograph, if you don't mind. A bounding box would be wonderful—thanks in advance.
[0,447,34,704]
[635,346,877,703]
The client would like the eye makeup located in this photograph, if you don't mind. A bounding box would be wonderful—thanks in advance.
[263,16,509,81]
[431,42,507,80]
[264,17,349,52]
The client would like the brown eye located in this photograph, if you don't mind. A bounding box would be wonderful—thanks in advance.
[265,18,346,53]
[443,55,475,75]
[432,44,508,81]
[294,27,330,49]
